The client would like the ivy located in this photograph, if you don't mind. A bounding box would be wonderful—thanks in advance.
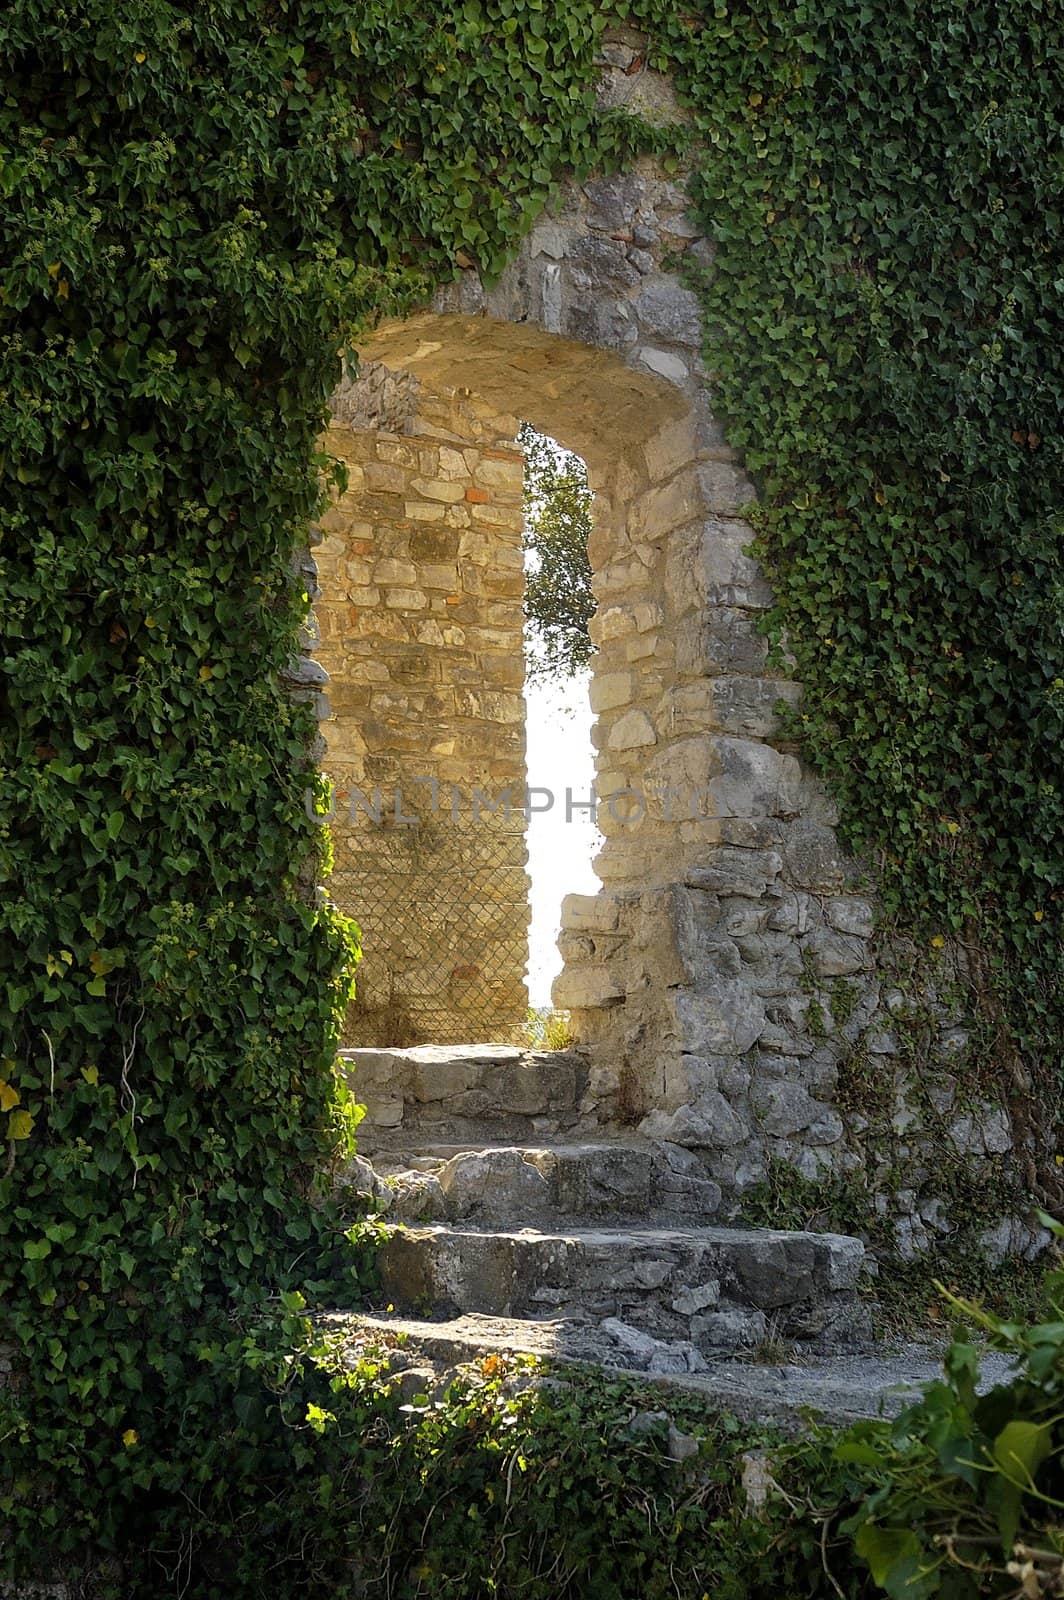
[629,0,1063,1102]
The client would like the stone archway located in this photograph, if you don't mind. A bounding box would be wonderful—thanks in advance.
[308,69,1023,1256]
[310,141,884,1218]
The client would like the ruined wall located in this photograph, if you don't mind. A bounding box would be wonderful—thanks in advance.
[319,23,1034,1262]
[317,374,530,1045]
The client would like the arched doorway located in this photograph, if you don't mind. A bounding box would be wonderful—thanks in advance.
[310,154,847,1206]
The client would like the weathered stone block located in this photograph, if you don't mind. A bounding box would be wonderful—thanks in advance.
[823,897,875,938]
[707,737,802,821]
[560,893,619,933]
[697,463,758,515]
[671,980,766,1056]
[552,966,624,1010]
[634,279,703,347]
[686,847,783,899]
[675,609,772,677]
[607,708,657,750]
[590,672,634,713]
[805,928,870,978]
[782,821,849,892]
[439,1149,552,1220]
[583,173,646,231]
[634,346,690,385]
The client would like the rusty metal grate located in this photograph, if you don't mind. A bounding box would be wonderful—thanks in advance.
[327,819,530,1047]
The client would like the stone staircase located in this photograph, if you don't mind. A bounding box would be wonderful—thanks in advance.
[338,1044,874,1375]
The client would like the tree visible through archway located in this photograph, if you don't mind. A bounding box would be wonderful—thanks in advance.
[520,425,600,1026]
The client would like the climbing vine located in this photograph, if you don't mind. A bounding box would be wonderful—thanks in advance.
[625,0,1063,1128]
[0,0,1060,1588]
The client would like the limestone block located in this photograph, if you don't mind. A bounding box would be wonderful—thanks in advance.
[634,279,703,347]
[823,897,875,938]
[583,173,646,231]
[530,220,570,259]
[589,605,633,645]
[643,413,699,482]
[383,587,428,611]
[471,501,522,528]
[569,227,642,288]
[601,1317,665,1364]
[632,470,702,542]
[782,821,849,892]
[766,892,815,936]
[560,894,619,933]
[634,347,689,385]
[565,297,639,356]
[364,461,406,493]
[979,1215,1052,1266]
[719,899,769,938]
[676,609,771,677]
[376,438,420,468]
[388,1171,449,1223]
[690,1309,768,1351]
[626,632,660,662]
[671,980,766,1056]
[710,677,802,738]
[697,463,758,515]
[438,1149,552,1220]
[804,928,870,978]
[530,1144,655,1214]
[671,1280,721,1315]
[593,558,653,601]
[707,737,802,821]
[685,847,783,899]
[662,1052,725,1105]
[438,445,470,478]
[552,966,624,1010]
[374,557,417,584]
[474,455,524,489]
[589,672,635,713]
[607,709,657,750]
[670,519,774,613]
[639,1096,746,1149]
[947,1104,1012,1157]
[753,1080,840,1141]
[419,562,461,590]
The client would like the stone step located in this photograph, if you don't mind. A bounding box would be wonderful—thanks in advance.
[372,1140,725,1225]
[324,1310,1013,1430]
[341,1044,588,1150]
[376,1222,871,1354]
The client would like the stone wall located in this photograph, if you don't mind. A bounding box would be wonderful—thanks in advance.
[317,375,530,1045]
[310,22,1032,1259]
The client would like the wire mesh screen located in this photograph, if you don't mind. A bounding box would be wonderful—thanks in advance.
[328,819,530,1047]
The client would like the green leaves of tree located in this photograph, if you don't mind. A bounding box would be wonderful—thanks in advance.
[519,422,596,682]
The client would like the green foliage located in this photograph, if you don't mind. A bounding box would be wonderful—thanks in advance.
[520,422,596,681]
[523,1005,576,1050]
[840,1230,1064,1598]
[0,0,618,1581]
[621,0,1063,1107]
